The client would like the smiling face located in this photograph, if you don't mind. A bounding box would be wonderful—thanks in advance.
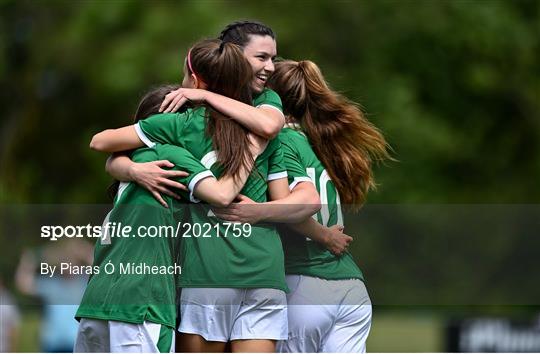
[242,35,277,94]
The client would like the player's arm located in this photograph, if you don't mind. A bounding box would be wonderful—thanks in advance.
[258,137,321,223]
[99,113,190,201]
[93,112,183,154]
[266,179,322,222]
[92,125,190,203]
[213,139,320,223]
[214,183,350,255]
[213,180,321,224]
[105,153,132,182]
[160,88,284,139]
[105,130,266,208]
[214,135,351,255]
[193,168,250,208]
[90,125,144,152]
[106,154,187,201]
[263,182,353,255]
[286,211,352,256]
[193,133,266,207]
[278,137,352,254]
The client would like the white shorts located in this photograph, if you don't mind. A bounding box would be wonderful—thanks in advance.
[74,318,174,353]
[277,275,372,353]
[178,287,288,342]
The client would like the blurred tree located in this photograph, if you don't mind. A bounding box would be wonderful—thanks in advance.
[1,0,539,305]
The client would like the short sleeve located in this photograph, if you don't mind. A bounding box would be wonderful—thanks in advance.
[280,139,313,191]
[266,138,288,182]
[136,113,186,147]
[252,88,284,115]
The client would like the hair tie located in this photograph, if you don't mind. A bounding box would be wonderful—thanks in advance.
[218,41,226,54]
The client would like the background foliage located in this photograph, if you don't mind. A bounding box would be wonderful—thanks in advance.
[1,0,538,204]
[1,0,539,351]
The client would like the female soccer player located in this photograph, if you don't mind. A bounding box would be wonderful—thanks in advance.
[76,82,266,352]
[99,21,350,351]
[105,21,285,204]
[105,20,344,253]
[216,60,391,352]
[89,39,321,353]
[271,60,391,353]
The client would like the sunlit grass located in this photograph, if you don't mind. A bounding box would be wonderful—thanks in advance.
[368,312,443,352]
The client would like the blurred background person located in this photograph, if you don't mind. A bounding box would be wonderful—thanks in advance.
[0,276,21,352]
[15,240,92,353]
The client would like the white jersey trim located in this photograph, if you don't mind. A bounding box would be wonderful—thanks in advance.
[134,122,156,148]
[267,171,288,181]
[257,104,284,117]
[100,210,113,245]
[116,182,130,203]
[285,122,302,130]
[289,177,314,191]
[201,151,217,169]
[188,170,215,203]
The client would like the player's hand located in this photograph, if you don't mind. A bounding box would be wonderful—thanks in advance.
[129,160,188,208]
[323,225,353,256]
[212,195,262,224]
[247,133,268,157]
[159,88,207,113]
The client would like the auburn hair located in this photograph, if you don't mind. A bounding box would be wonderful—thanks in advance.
[268,60,391,209]
[108,41,254,199]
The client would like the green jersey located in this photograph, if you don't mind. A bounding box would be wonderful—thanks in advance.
[76,144,211,328]
[278,127,364,281]
[253,88,283,113]
[136,107,289,291]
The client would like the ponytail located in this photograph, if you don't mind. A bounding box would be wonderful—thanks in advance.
[187,40,254,180]
[269,60,391,208]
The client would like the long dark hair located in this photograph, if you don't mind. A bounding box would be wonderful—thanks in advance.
[186,39,254,180]
[133,84,182,123]
[268,60,391,209]
[108,40,254,200]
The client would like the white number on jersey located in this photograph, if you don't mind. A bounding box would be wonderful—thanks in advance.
[305,167,343,241]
